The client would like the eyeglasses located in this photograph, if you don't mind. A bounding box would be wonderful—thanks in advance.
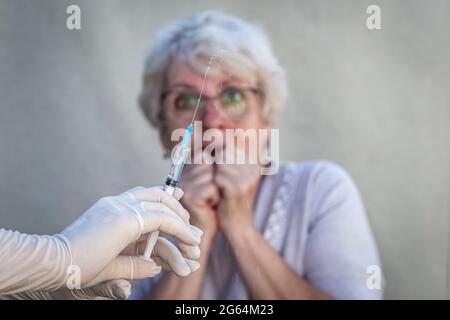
[161,86,261,121]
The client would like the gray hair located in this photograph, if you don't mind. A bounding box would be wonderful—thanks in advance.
[139,11,288,129]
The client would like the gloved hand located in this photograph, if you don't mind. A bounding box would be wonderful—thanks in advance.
[61,186,203,288]
[1,279,132,300]
[121,187,202,274]
[0,186,203,295]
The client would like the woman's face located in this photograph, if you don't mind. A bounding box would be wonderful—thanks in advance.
[160,59,269,157]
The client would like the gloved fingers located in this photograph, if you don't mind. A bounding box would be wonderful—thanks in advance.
[127,186,184,201]
[124,236,201,261]
[152,256,200,274]
[120,235,146,256]
[152,237,197,277]
[47,279,132,300]
[126,187,189,222]
[185,258,201,273]
[153,186,184,201]
[140,209,202,246]
[87,279,131,300]
[86,255,161,287]
[173,187,184,201]
[177,242,201,260]
[158,224,203,241]
[120,224,202,262]
[141,200,189,225]
[190,225,203,240]
[72,279,132,300]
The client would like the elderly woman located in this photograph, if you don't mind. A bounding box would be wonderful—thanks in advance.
[131,11,383,300]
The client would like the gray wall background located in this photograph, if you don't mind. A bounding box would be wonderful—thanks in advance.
[0,0,449,299]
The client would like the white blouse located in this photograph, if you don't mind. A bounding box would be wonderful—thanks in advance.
[131,160,384,299]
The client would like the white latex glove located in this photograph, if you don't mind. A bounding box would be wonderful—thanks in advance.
[0,186,203,295]
[1,279,132,300]
[121,187,202,272]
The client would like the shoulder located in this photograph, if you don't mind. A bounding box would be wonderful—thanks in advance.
[279,160,356,189]
[280,160,363,217]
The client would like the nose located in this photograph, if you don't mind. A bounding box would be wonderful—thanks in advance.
[201,101,225,130]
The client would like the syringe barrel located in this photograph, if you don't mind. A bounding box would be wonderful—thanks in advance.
[143,177,177,259]
[164,177,177,196]
[142,125,192,260]
[167,144,190,182]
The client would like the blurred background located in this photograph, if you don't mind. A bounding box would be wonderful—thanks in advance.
[0,0,449,299]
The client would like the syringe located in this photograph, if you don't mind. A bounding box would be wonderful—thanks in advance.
[142,123,193,259]
[141,56,214,260]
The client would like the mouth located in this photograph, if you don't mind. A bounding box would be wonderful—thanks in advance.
[202,139,225,152]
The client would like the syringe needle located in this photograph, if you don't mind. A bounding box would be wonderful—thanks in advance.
[190,56,215,124]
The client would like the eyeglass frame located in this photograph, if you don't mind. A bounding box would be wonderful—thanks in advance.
[160,86,263,121]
